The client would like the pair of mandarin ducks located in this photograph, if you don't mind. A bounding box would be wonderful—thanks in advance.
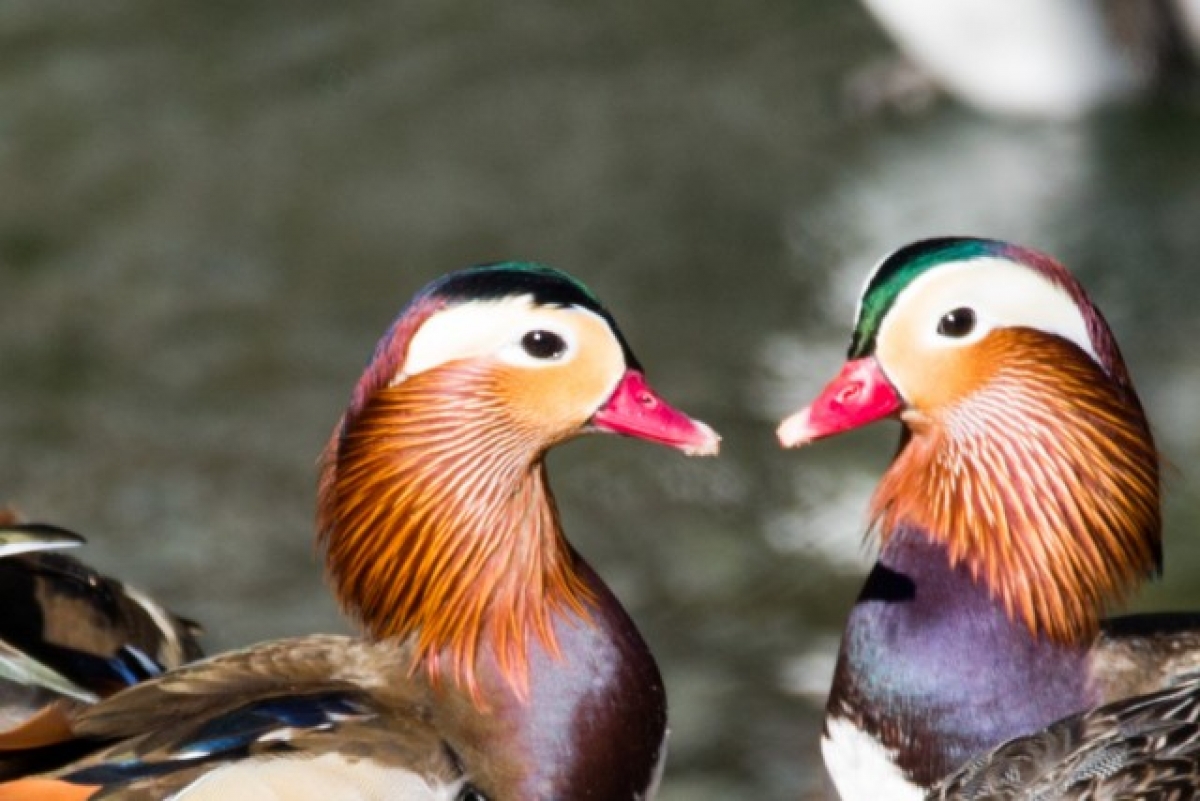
[2,238,1199,800]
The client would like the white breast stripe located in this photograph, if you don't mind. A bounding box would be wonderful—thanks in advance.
[638,730,669,800]
[175,753,462,801]
[822,717,923,801]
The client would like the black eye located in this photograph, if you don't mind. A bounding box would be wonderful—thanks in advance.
[521,330,567,360]
[937,307,976,338]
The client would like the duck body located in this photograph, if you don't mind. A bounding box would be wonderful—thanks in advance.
[824,529,1093,798]
[858,0,1194,117]
[779,238,1200,798]
[0,520,203,732]
[0,262,718,800]
[31,585,661,801]
[826,529,1200,797]
[494,557,667,799]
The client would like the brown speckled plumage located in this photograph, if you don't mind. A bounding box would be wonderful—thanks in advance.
[930,673,1200,800]
[0,515,203,730]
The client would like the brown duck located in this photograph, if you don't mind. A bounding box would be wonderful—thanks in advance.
[0,262,719,801]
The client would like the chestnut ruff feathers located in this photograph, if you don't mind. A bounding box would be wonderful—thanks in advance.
[869,329,1160,644]
[318,363,593,703]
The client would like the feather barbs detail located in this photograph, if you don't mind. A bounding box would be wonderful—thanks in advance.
[318,365,595,705]
[869,331,1160,644]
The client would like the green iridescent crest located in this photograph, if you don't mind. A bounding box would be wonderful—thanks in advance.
[849,238,1006,359]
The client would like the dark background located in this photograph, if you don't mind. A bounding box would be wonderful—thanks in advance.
[3,4,1200,798]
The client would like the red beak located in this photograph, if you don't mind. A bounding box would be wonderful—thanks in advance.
[777,357,902,448]
[592,370,720,456]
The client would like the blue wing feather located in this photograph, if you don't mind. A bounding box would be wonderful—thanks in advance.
[61,692,375,786]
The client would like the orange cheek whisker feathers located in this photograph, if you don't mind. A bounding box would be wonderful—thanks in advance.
[870,333,1159,645]
[319,367,595,704]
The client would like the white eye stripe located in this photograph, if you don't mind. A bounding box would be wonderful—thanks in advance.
[396,295,599,382]
[884,256,1099,362]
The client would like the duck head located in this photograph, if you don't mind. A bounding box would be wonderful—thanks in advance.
[319,262,718,700]
[778,237,1160,644]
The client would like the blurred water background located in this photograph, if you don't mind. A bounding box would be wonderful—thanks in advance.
[3,4,1200,799]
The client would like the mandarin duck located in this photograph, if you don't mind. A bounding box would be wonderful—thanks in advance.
[0,262,719,801]
[0,514,203,733]
[854,0,1198,117]
[776,237,1200,799]
[928,672,1200,799]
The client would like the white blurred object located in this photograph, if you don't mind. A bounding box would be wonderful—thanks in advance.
[1178,0,1200,58]
[858,0,1195,117]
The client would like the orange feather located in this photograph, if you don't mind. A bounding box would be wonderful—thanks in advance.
[870,330,1160,644]
[0,702,75,750]
[318,363,593,704]
[0,779,98,801]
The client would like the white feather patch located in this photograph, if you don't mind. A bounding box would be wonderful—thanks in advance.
[893,256,1094,357]
[175,753,462,801]
[822,717,923,801]
[399,295,608,381]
